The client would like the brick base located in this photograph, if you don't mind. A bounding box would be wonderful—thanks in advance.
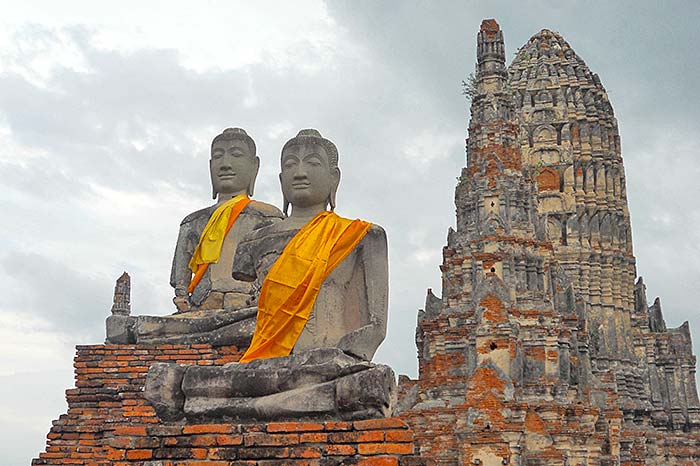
[32,344,429,466]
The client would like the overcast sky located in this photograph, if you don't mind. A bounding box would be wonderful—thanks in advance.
[2,1,699,464]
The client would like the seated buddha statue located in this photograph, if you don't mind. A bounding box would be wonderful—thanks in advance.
[145,129,395,422]
[105,128,283,346]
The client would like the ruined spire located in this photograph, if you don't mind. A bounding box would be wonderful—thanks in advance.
[476,19,506,79]
[110,272,131,316]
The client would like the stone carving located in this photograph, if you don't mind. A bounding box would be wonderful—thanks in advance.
[110,272,131,315]
[105,128,283,345]
[145,129,394,421]
[105,272,131,344]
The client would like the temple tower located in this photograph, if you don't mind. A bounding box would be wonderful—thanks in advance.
[508,28,636,374]
[402,19,700,465]
[508,29,700,427]
[406,20,598,465]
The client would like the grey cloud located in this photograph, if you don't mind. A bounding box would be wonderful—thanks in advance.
[1,250,110,339]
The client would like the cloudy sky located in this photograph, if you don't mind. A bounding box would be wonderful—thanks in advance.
[1,1,699,464]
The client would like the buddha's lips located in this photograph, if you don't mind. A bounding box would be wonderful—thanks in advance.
[218,173,236,179]
[292,182,310,188]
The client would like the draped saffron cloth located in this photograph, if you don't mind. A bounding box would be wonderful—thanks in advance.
[239,211,371,363]
[187,194,252,294]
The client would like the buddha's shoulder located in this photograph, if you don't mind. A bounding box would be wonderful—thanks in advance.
[240,220,298,244]
[180,206,215,226]
[244,200,284,219]
[367,222,386,236]
[361,222,387,245]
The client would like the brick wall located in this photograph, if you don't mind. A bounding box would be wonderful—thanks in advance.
[33,344,428,466]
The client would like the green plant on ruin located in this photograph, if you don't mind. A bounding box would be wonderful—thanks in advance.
[462,73,478,101]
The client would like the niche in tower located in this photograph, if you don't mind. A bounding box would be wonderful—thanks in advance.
[484,195,500,215]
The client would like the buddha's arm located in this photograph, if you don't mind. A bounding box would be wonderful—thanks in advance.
[170,221,196,302]
[337,224,388,361]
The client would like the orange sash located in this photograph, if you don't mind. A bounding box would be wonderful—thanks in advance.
[239,211,371,362]
[188,196,252,294]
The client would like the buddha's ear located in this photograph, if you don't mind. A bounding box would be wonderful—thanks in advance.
[328,167,341,211]
[280,172,290,216]
[210,159,217,200]
[247,156,260,197]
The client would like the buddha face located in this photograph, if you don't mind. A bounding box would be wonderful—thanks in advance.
[280,142,339,210]
[210,138,259,197]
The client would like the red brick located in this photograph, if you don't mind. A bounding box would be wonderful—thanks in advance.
[191,435,217,447]
[325,444,356,455]
[289,446,323,458]
[105,447,125,460]
[385,430,413,442]
[300,432,328,443]
[192,448,208,459]
[357,456,399,466]
[267,421,324,433]
[183,424,232,435]
[324,421,352,431]
[176,463,228,466]
[358,430,385,442]
[328,431,358,443]
[113,425,147,436]
[126,449,152,460]
[354,418,407,431]
[244,432,299,446]
[216,434,243,446]
[238,447,290,459]
[358,442,414,455]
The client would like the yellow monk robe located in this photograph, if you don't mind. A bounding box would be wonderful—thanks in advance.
[188,194,252,294]
[239,211,371,362]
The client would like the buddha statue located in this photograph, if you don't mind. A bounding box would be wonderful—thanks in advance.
[105,128,283,346]
[145,129,395,422]
[170,127,283,313]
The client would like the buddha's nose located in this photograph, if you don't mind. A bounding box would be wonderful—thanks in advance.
[293,165,308,178]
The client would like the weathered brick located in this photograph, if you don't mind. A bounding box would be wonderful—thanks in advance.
[126,449,152,460]
[300,432,328,443]
[324,421,352,431]
[325,444,356,456]
[244,432,299,446]
[289,446,323,458]
[385,430,413,442]
[354,419,407,431]
[267,421,325,433]
[216,433,244,446]
[113,425,147,436]
[183,424,232,435]
[357,457,399,466]
[358,443,413,455]
[238,447,290,459]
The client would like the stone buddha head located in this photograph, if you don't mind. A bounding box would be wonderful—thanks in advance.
[210,128,260,200]
[280,129,341,216]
